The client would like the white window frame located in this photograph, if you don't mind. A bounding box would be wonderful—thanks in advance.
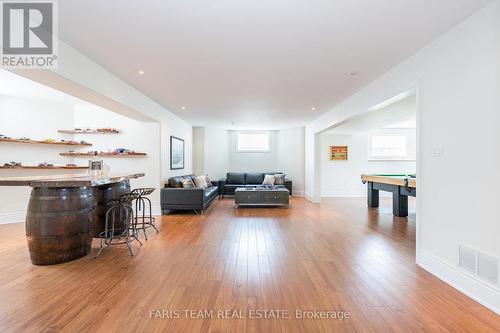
[236,132,270,153]
[368,133,414,161]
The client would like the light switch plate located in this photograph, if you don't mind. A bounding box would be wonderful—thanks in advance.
[432,145,444,157]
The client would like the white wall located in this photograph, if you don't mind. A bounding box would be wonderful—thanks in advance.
[193,127,305,194]
[0,94,167,222]
[0,95,86,223]
[276,127,305,196]
[228,130,278,172]
[305,2,500,313]
[161,114,192,182]
[192,127,205,175]
[321,130,416,197]
[73,104,161,212]
[11,37,194,187]
[228,129,305,194]
[205,127,229,180]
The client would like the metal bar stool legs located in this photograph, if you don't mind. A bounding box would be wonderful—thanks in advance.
[134,196,147,239]
[95,192,142,259]
[131,188,158,240]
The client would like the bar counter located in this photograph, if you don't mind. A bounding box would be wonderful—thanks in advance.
[0,173,145,265]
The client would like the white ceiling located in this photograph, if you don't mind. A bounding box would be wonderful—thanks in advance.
[58,0,489,129]
[0,70,86,106]
[321,94,416,135]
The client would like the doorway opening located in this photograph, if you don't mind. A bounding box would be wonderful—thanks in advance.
[318,88,419,229]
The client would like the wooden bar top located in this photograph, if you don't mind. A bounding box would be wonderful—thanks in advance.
[0,173,145,187]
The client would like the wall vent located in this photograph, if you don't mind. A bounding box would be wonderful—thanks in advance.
[477,252,499,285]
[458,245,477,274]
[458,245,499,287]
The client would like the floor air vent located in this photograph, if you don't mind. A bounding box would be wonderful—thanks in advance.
[458,245,499,287]
[458,245,476,274]
[477,252,499,285]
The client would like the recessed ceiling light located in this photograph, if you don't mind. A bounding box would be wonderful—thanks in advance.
[181,106,186,111]
[311,107,316,111]
[138,70,144,75]
[349,72,358,76]
[231,121,235,125]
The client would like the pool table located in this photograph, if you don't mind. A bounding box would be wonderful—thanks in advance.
[361,174,416,217]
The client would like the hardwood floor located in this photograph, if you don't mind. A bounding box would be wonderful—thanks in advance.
[0,197,499,332]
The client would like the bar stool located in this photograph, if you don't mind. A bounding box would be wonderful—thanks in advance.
[131,188,159,240]
[95,192,142,258]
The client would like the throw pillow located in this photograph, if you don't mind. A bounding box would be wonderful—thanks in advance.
[168,176,183,188]
[194,175,208,188]
[274,173,285,185]
[181,178,195,188]
[205,175,212,187]
[262,174,275,185]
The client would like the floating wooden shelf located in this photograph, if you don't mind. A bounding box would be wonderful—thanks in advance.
[58,130,120,134]
[0,138,92,146]
[0,165,88,170]
[60,152,147,157]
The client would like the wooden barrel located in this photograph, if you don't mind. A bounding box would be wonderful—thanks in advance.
[26,186,95,265]
[93,180,130,237]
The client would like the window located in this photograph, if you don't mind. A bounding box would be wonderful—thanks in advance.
[369,134,412,160]
[371,135,407,157]
[237,132,270,152]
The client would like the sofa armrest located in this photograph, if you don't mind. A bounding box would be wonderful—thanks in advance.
[218,178,226,193]
[211,180,218,186]
[161,188,204,205]
[284,179,292,195]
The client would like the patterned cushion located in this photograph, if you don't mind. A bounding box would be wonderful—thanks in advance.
[274,173,285,185]
[183,174,196,184]
[194,175,208,188]
[205,175,212,186]
[181,178,195,188]
[262,174,275,185]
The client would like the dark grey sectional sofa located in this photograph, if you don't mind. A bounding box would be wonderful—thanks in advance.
[161,172,293,214]
[218,172,292,197]
[160,174,218,214]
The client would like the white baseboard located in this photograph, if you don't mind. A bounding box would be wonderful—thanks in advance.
[292,190,305,197]
[417,249,500,315]
[152,206,162,216]
[304,193,320,203]
[321,192,391,198]
[0,212,26,225]
[321,194,365,198]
